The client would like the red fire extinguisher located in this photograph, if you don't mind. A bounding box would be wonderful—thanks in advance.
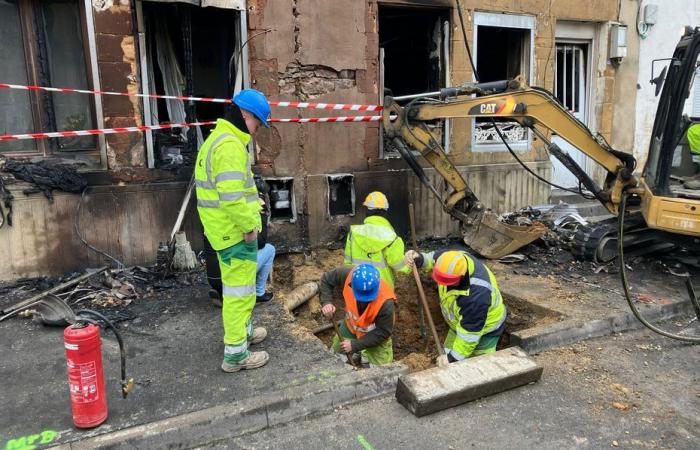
[64,309,133,428]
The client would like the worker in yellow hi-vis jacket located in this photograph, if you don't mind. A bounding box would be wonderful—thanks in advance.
[343,191,409,288]
[195,89,271,373]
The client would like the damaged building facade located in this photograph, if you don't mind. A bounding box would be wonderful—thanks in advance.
[1,0,634,279]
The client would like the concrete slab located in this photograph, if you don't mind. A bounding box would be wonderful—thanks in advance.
[395,347,543,417]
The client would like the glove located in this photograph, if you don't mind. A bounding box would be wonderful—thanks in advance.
[404,250,420,268]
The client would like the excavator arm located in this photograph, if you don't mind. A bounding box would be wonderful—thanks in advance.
[383,79,639,258]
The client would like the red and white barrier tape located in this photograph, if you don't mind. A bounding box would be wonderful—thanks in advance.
[269,115,381,123]
[0,115,384,141]
[0,121,215,141]
[0,83,382,111]
[270,101,381,111]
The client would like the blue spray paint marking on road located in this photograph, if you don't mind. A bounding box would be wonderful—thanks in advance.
[357,434,375,450]
[3,430,58,450]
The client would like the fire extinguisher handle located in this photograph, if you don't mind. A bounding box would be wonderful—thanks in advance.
[76,309,133,398]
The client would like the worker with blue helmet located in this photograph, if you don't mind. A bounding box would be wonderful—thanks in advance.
[320,264,398,366]
[195,88,272,373]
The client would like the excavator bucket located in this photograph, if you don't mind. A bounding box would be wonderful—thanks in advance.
[461,211,548,259]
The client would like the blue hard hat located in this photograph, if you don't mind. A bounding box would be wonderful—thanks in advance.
[232,89,271,128]
[351,264,381,302]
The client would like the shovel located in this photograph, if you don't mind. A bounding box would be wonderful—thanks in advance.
[411,264,449,368]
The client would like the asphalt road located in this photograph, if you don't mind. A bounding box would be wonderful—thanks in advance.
[215,320,700,450]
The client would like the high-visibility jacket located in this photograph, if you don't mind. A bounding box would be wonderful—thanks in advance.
[342,270,396,339]
[195,119,261,251]
[343,215,409,288]
[688,124,700,155]
[422,249,506,359]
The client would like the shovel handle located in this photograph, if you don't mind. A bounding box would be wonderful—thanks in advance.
[330,316,357,367]
[411,264,445,359]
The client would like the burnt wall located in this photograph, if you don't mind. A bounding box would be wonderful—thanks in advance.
[92,1,146,180]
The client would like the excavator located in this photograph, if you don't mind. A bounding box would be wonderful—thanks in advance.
[383,26,700,342]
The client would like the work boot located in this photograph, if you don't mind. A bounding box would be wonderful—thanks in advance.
[249,326,267,345]
[221,351,269,372]
[209,289,222,308]
[256,291,274,304]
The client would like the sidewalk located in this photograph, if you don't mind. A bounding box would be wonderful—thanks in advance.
[0,277,402,448]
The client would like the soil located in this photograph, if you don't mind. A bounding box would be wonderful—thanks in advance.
[275,249,561,372]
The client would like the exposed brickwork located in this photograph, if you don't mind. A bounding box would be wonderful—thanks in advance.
[93,3,145,172]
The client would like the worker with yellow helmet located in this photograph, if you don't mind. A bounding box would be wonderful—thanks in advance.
[344,191,410,288]
[405,249,507,361]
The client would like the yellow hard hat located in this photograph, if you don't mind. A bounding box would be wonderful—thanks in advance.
[363,191,389,210]
[433,251,470,286]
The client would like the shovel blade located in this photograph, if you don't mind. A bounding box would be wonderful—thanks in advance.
[462,211,547,259]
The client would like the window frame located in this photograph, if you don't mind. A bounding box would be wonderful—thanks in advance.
[472,11,535,153]
[1,0,100,159]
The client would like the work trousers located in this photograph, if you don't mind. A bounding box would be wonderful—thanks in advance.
[256,243,276,296]
[218,240,258,363]
[444,330,501,362]
[331,321,393,367]
[204,237,274,300]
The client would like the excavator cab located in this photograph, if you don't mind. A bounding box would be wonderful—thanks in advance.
[638,27,700,237]
[643,27,700,199]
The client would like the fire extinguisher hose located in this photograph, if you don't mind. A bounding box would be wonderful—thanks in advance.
[75,309,134,398]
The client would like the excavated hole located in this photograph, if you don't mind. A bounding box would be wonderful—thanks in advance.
[273,251,564,372]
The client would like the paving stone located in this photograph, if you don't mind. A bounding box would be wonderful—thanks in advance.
[395,347,543,417]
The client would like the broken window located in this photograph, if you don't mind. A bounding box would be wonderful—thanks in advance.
[378,5,449,158]
[327,175,355,217]
[140,1,240,168]
[473,13,534,151]
[265,178,296,222]
[0,0,97,155]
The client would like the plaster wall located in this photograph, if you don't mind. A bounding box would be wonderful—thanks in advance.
[633,0,700,168]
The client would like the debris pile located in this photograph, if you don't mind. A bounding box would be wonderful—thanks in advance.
[0,264,204,325]
[1,158,87,200]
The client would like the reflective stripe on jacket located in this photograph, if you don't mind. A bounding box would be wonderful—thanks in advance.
[343,215,409,288]
[342,270,397,339]
[195,119,261,250]
[423,249,506,359]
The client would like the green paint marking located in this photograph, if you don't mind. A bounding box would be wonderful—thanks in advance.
[357,434,375,450]
[3,430,58,450]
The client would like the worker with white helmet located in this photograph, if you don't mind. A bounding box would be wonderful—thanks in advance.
[405,249,507,362]
[343,191,409,288]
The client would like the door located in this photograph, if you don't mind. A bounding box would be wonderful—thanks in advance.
[551,42,593,187]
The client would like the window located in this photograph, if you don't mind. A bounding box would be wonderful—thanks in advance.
[473,12,534,151]
[264,178,296,222]
[0,0,97,155]
[140,2,239,169]
[378,5,450,158]
[327,174,355,217]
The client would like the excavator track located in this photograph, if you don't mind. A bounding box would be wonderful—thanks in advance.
[571,214,674,263]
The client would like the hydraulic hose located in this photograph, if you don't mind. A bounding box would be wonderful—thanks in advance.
[76,309,134,397]
[618,192,700,343]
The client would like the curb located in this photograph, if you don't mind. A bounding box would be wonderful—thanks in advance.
[51,363,408,449]
[510,299,692,354]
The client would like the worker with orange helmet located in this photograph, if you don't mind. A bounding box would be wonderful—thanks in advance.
[405,249,507,361]
[343,191,409,288]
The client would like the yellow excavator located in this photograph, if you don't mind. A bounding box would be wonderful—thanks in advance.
[383,26,700,342]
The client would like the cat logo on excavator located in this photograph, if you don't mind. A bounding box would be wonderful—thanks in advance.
[480,103,497,114]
